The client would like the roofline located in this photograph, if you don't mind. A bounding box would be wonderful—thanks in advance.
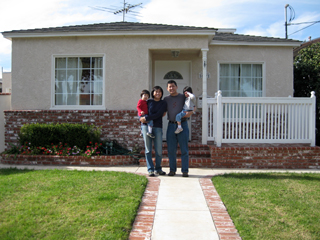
[210,40,302,47]
[2,30,217,40]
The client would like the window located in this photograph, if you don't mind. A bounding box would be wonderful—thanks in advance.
[219,63,263,97]
[164,71,183,79]
[54,56,103,106]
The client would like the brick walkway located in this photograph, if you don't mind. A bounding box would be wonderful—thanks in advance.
[129,175,241,240]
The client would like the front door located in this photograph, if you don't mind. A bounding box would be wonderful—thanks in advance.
[155,61,191,140]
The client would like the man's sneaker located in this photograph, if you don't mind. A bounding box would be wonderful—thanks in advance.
[155,170,166,175]
[175,128,183,134]
[168,171,176,176]
[148,171,155,177]
[182,172,189,177]
[147,132,155,138]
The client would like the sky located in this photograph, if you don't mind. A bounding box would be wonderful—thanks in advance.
[0,0,319,73]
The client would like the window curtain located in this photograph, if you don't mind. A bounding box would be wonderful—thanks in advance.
[219,64,262,97]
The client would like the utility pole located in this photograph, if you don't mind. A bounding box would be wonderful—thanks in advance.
[285,4,289,39]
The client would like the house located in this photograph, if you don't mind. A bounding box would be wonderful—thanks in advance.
[3,21,319,154]
[293,36,320,58]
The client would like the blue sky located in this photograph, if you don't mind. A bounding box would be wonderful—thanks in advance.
[0,0,319,73]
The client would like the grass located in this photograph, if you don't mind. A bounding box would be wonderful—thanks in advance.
[212,173,320,240]
[0,168,148,240]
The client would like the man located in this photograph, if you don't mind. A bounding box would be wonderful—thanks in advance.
[164,80,194,177]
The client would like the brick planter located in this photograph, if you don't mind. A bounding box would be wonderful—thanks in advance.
[209,144,320,169]
[0,154,138,166]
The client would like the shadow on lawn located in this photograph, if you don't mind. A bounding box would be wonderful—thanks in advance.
[217,172,320,182]
[0,168,34,176]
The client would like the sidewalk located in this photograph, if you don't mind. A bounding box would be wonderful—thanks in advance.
[1,164,319,240]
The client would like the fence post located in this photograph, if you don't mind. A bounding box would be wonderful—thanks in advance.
[201,48,209,144]
[216,90,222,147]
[310,91,316,146]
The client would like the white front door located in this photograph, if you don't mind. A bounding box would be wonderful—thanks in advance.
[155,61,191,140]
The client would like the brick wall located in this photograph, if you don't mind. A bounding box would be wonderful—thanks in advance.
[209,144,320,169]
[0,154,137,166]
[4,110,202,150]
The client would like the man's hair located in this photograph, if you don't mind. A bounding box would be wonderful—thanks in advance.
[140,89,150,98]
[151,86,163,99]
[167,80,177,86]
[183,86,193,94]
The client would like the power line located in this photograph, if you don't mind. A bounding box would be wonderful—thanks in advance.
[289,22,319,36]
[285,4,320,38]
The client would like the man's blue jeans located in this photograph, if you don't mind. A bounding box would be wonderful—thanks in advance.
[141,125,163,173]
[166,121,189,173]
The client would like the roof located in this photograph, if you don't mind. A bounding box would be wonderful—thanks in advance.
[2,22,217,36]
[212,32,301,47]
[2,21,301,47]
[293,37,320,57]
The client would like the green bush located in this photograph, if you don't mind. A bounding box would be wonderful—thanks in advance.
[18,123,101,150]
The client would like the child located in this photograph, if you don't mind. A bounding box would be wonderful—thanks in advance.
[175,86,196,134]
[137,90,155,138]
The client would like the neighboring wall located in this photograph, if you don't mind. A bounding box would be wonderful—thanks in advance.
[2,72,12,93]
[0,93,11,152]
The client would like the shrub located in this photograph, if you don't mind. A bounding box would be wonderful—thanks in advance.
[18,123,101,150]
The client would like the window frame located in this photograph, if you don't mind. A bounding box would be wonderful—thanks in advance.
[51,54,106,110]
[217,61,266,97]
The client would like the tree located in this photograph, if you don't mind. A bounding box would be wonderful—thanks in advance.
[294,42,320,145]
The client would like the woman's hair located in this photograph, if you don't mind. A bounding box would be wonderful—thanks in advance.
[140,89,150,98]
[151,86,164,99]
[183,86,193,94]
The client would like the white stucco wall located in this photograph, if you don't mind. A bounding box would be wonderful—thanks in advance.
[206,45,294,97]
[11,35,295,111]
[11,35,208,110]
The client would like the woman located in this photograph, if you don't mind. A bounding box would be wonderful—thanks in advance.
[140,86,167,176]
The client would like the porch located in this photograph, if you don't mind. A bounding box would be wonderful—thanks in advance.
[201,90,316,147]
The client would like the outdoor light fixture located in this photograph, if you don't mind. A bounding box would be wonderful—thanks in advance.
[171,50,180,58]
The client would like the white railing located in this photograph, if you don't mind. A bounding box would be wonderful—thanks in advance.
[207,91,316,147]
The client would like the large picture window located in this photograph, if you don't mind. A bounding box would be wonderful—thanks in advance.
[219,63,263,97]
[54,56,103,106]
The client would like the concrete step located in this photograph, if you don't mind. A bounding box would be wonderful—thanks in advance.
[139,157,213,168]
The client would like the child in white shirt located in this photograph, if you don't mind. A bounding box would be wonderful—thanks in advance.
[175,86,196,134]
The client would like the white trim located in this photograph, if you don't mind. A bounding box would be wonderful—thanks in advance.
[211,40,301,47]
[51,54,106,110]
[217,61,266,97]
[216,28,237,33]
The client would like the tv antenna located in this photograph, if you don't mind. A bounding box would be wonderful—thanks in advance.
[91,0,142,22]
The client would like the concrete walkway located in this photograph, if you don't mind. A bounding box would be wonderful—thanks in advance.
[1,164,319,240]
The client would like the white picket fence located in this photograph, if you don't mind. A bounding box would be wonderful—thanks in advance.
[207,90,316,147]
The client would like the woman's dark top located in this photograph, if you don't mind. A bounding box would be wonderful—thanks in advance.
[145,99,167,128]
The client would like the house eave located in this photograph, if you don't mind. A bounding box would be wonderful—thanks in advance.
[2,30,217,41]
[210,40,302,47]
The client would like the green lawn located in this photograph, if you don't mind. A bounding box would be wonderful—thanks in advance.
[212,173,320,240]
[0,168,148,240]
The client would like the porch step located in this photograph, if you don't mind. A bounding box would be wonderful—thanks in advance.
[139,143,212,168]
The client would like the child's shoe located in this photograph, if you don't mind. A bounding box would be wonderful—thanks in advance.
[147,132,155,138]
[175,128,183,134]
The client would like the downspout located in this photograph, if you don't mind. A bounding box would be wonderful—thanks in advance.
[201,48,209,144]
